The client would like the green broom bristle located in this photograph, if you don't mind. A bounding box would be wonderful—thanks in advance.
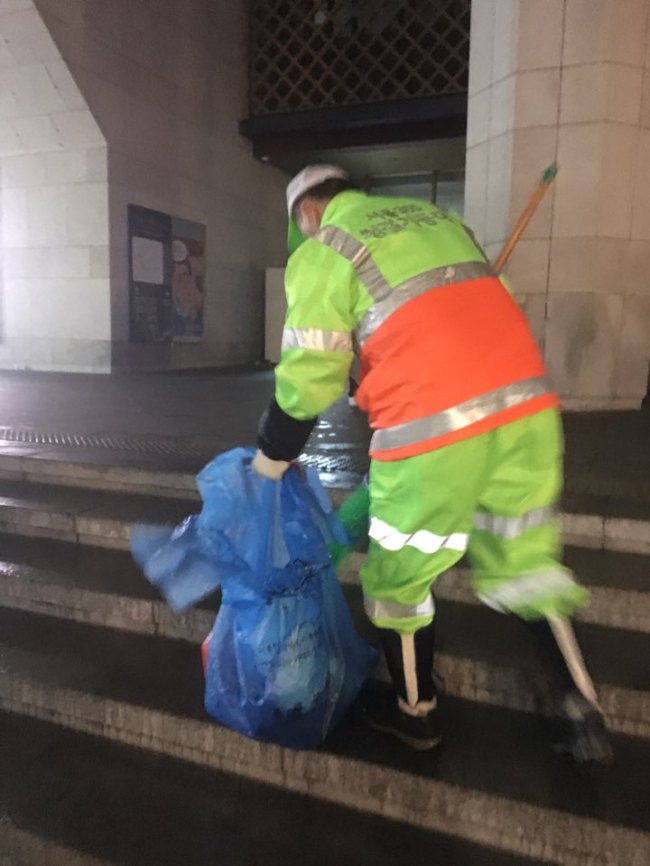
[541,163,558,185]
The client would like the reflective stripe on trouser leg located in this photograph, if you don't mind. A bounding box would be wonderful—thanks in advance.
[471,506,565,614]
[364,593,435,624]
[361,439,487,635]
[471,506,573,617]
[369,517,468,554]
[471,500,588,619]
[468,409,589,621]
[475,568,588,619]
[473,506,555,540]
[362,525,467,632]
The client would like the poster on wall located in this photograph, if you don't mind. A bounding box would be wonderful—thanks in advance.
[128,207,207,344]
[171,217,205,341]
[128,205,172,343]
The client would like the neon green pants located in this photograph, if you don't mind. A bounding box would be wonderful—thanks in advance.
[360,408,588,634]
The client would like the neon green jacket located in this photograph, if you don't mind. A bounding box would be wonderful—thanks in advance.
[266,190,553,462]
[277,190,484,419]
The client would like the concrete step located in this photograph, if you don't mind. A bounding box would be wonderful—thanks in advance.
[0,607,648,866]
[0,551,647,738]
[2,448,650,552]
[1,535,648,637]
[560,492,650,553]
[0,477,649,554]
[0,711,552,866]
[0,448,363,500]
[3,420,650,502]
[341,545,650,633]
[0,449,202,501]
[0,480,194,549]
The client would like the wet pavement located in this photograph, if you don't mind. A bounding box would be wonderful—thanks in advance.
[0,368,648,497]
[0,368,648,866]
[0,712,554,866]
[0,602,648,836]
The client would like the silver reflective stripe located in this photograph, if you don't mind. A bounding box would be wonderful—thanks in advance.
[369,516,468,554]
[282,327,352,352]
[371,377,550,452]
[364,593,435,622]
[473,506,556,539]
[317,226,390,300]
[477,570,579,613]
[317,227,496,344]
[358,260,494,344]
[317,225,365,261]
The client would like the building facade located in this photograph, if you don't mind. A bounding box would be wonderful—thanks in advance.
[0,0,648,408]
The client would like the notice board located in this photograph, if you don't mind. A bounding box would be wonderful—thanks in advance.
[128,205,205,343]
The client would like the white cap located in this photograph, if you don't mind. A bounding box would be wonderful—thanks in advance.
[286,164,349,216]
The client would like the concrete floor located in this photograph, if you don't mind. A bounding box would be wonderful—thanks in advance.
[0,712,555,866]
[0,368,648,865]
[0,367,648,497]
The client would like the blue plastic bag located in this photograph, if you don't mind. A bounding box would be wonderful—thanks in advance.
[132,447,377,749]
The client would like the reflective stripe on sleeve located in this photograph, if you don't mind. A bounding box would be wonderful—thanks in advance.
[282,328,353,352]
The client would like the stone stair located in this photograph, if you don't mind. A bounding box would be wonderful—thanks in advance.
[0,451,648,865]
[0,713,555,866]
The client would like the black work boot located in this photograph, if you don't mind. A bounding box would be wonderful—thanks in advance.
[551,690,612,764]
[524,616,612,764]
[361,620,442,751]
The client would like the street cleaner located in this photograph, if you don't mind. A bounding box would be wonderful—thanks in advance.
[251,164,612,763]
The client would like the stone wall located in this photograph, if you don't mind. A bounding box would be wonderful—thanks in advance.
[0,0,110,371]
[466,0,650,409]
[0,0,288,372]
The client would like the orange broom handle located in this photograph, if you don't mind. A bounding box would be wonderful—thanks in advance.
[493,163,558,274]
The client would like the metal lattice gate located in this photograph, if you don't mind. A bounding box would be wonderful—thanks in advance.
[250,0,471,115]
